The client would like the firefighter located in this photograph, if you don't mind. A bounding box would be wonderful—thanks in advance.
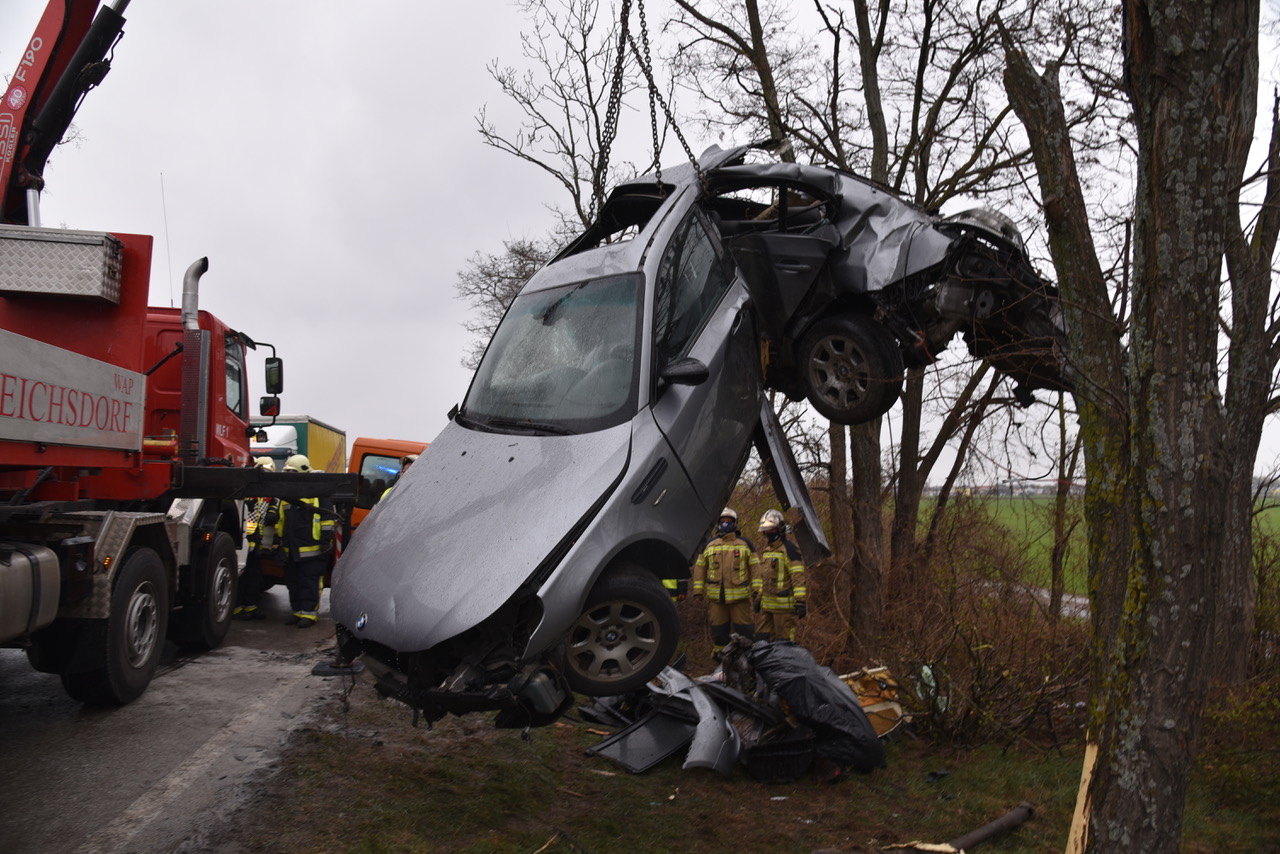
[692,507,759,653]
[276,454,336,628]
[753,508,808,642]
[381,453,418,500]
[235,457,280,621]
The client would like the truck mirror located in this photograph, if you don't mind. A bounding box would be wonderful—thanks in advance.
[264,357,284,394]
[259,395,281,418]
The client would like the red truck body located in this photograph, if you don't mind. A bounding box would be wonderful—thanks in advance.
[0,2,356,706]
[0,232,254,495]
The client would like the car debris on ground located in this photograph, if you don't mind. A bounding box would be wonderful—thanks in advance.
[580,637,906,783]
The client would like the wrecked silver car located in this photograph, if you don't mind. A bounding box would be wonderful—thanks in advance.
[331,142,1068,727]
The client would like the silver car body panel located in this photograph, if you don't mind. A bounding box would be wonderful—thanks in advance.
[683,682,741,777]
[708,162,954,294]
[332,421,632,652]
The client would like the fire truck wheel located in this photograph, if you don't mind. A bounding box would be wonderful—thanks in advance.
[171,531,239,649]
[61,547,169,706]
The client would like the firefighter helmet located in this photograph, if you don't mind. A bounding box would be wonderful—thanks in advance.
[254,456,276,472]
[716,507,738,536]
[758,509,786,533]
[283,454,312,472]
[400,454,419,467]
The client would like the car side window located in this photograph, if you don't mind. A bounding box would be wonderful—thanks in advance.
[653,213,730,369]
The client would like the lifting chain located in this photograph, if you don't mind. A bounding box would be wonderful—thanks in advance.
[596,0,632,217]
[630,0,705,193]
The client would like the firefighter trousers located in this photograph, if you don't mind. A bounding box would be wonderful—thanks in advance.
[708,599,754,648]
[754,610,798,643]
[285,554,326,615]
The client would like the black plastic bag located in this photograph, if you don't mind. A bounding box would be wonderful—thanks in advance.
[748,641,887,774]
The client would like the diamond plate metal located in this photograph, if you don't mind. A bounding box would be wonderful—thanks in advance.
[0,226,124,304]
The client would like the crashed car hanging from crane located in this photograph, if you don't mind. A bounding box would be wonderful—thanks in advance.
[331,141,1072,728]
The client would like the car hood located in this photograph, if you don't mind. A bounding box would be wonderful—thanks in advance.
[330,420,630,652]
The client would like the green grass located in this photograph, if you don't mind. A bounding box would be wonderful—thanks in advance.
[931,495,1089,597]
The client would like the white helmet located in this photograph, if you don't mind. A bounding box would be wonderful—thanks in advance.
[254,456,276,472]
[759,509,786,533]
[716,507,738,536]
[283,454,312,473]
[400,454,419,467]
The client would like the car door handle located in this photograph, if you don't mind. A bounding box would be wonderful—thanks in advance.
[777,261,815,273]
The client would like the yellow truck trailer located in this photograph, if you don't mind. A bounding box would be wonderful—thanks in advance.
[250,415,347,473]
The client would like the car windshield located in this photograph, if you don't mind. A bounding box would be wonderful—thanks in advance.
[462,274,643,435]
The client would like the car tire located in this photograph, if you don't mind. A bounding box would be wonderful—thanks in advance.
[61,547,169,705]
[170,531,238,649]
[797,313,904,424]
[561,563,679,696]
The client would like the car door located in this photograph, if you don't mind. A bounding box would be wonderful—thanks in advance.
[648,209,761,513]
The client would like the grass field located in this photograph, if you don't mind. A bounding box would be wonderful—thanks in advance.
[209,666,1280,853]
[938,495,1280,599]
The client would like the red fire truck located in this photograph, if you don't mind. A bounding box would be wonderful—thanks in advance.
[0,0,356,704]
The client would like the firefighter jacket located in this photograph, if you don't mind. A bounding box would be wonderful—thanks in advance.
[693,534,759,603]
[755,537,807,612]
[275,496,335,561]
[244,498,279,553]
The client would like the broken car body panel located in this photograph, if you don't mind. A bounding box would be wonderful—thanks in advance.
[331,141,1067,725]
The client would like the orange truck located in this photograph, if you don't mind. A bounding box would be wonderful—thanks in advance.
[250,436,426,589]
[348,436,429,530]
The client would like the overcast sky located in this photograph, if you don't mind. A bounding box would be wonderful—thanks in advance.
[3,0,587,450]
[8,1,1280,482]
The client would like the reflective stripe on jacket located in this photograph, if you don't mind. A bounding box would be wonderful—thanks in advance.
[245,497,279,552]
[755,538,806,611]
[692,535,758,602]
[276,497,335,559]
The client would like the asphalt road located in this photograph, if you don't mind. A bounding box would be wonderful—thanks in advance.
[0,588,352,854]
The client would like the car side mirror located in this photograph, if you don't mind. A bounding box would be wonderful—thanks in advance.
[259,395,281,418]
[660,357,710,386]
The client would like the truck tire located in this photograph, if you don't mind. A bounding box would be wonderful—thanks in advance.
[560,563,679,696]
[170,531,238,649]
[61,547,169,705]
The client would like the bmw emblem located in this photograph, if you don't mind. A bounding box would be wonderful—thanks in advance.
[356,612,368,631]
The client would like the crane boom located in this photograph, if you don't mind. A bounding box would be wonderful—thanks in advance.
[1,1,127,225]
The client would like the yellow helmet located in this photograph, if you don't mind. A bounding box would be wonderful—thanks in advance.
[283,454,312,473]
[254,456,276,472]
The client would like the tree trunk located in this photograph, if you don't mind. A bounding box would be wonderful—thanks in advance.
[1005,2,1256,848]
[849,420,884,658]
[1049,396,1081,620]
[1216,92,1280,682]
[889,372,924,590]
[828,422,856,620]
